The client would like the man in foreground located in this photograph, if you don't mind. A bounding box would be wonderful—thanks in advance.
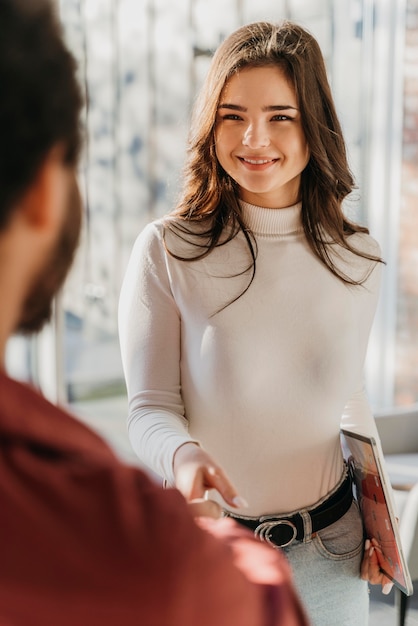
[0,1,308,624]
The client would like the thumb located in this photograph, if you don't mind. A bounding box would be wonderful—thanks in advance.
[382,581,394,595]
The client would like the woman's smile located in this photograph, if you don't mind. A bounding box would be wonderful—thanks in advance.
[238,156,279,169]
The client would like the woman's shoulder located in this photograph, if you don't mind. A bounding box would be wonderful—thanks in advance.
[131,215,207,262]
[136,215,203,239]
[132,216,177,252]
[136,217,165,241]
[125,219,167,271]
[342,231,383,288]
[348,230,382,258]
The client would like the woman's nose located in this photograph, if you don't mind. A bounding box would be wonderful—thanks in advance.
[242,123,270,148]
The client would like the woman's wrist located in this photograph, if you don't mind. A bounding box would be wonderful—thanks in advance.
[173,441,201,475]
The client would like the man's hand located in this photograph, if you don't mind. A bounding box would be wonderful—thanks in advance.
[173,443,248,518]
[360,538,394,595]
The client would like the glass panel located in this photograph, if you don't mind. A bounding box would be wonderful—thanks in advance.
[395,1,418,406]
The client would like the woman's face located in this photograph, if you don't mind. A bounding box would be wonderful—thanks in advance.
[215,65,310,208]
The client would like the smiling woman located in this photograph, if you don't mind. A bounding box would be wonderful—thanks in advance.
[215,65,309,208]
[118,20,389,626]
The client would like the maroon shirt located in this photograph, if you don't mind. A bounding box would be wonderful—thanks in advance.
[0,372,308,626]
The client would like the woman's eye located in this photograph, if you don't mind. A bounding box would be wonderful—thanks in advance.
[271,114,292,121]
[222,114,242,121]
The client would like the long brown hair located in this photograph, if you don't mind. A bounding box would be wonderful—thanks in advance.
[165,20,383,289]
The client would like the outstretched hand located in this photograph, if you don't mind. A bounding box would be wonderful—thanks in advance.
[173,443,248,519]
[360,538,394,595]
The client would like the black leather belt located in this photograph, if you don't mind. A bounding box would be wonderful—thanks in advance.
[227,473,353,549]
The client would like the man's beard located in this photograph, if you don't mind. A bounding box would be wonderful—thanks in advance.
[17,177,83,334]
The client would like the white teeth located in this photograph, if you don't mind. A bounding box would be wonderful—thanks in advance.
[242,158,273,165]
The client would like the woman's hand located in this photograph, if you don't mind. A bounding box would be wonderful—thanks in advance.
[173,443,248,518]
[360,538,394,595]
[186,498,225,519]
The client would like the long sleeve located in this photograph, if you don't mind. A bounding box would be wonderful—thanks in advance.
[340,246,382,440]
[341,386,380,439]
[118,222,198,484]
[339,252,396,503]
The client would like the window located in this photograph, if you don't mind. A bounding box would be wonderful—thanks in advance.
[7,0,418,421]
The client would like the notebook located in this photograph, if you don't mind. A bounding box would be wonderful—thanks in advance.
[340,428,413,596]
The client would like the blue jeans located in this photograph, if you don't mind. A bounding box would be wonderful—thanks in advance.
[283,499,368,625]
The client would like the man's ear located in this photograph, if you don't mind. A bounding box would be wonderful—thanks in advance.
[19,146,69,232]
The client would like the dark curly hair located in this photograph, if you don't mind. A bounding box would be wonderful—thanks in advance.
[0,0,83,228]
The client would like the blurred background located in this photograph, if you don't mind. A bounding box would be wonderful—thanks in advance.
[5,0,418,456]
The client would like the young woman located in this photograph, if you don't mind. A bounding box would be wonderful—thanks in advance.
[119,21,390,625]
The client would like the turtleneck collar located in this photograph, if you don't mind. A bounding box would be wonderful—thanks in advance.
[239,200,303,237]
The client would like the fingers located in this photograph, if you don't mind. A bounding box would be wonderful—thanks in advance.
[173,443,248,509]
[382,581,394,595]
[366,542,383,584]
[205,465,248,509]
[187,498,223,519]
[361,538,394,594]
[370,539,394,594]
[360,540,370,581]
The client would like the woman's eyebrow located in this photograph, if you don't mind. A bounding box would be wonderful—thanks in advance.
[218,103,247,111]
[218,103,299,111]
[263,104,299,112]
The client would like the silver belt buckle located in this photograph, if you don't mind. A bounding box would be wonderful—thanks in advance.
[255,519,297,548]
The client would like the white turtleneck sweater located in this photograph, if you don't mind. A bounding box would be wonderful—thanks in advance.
[118,202,382,516]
